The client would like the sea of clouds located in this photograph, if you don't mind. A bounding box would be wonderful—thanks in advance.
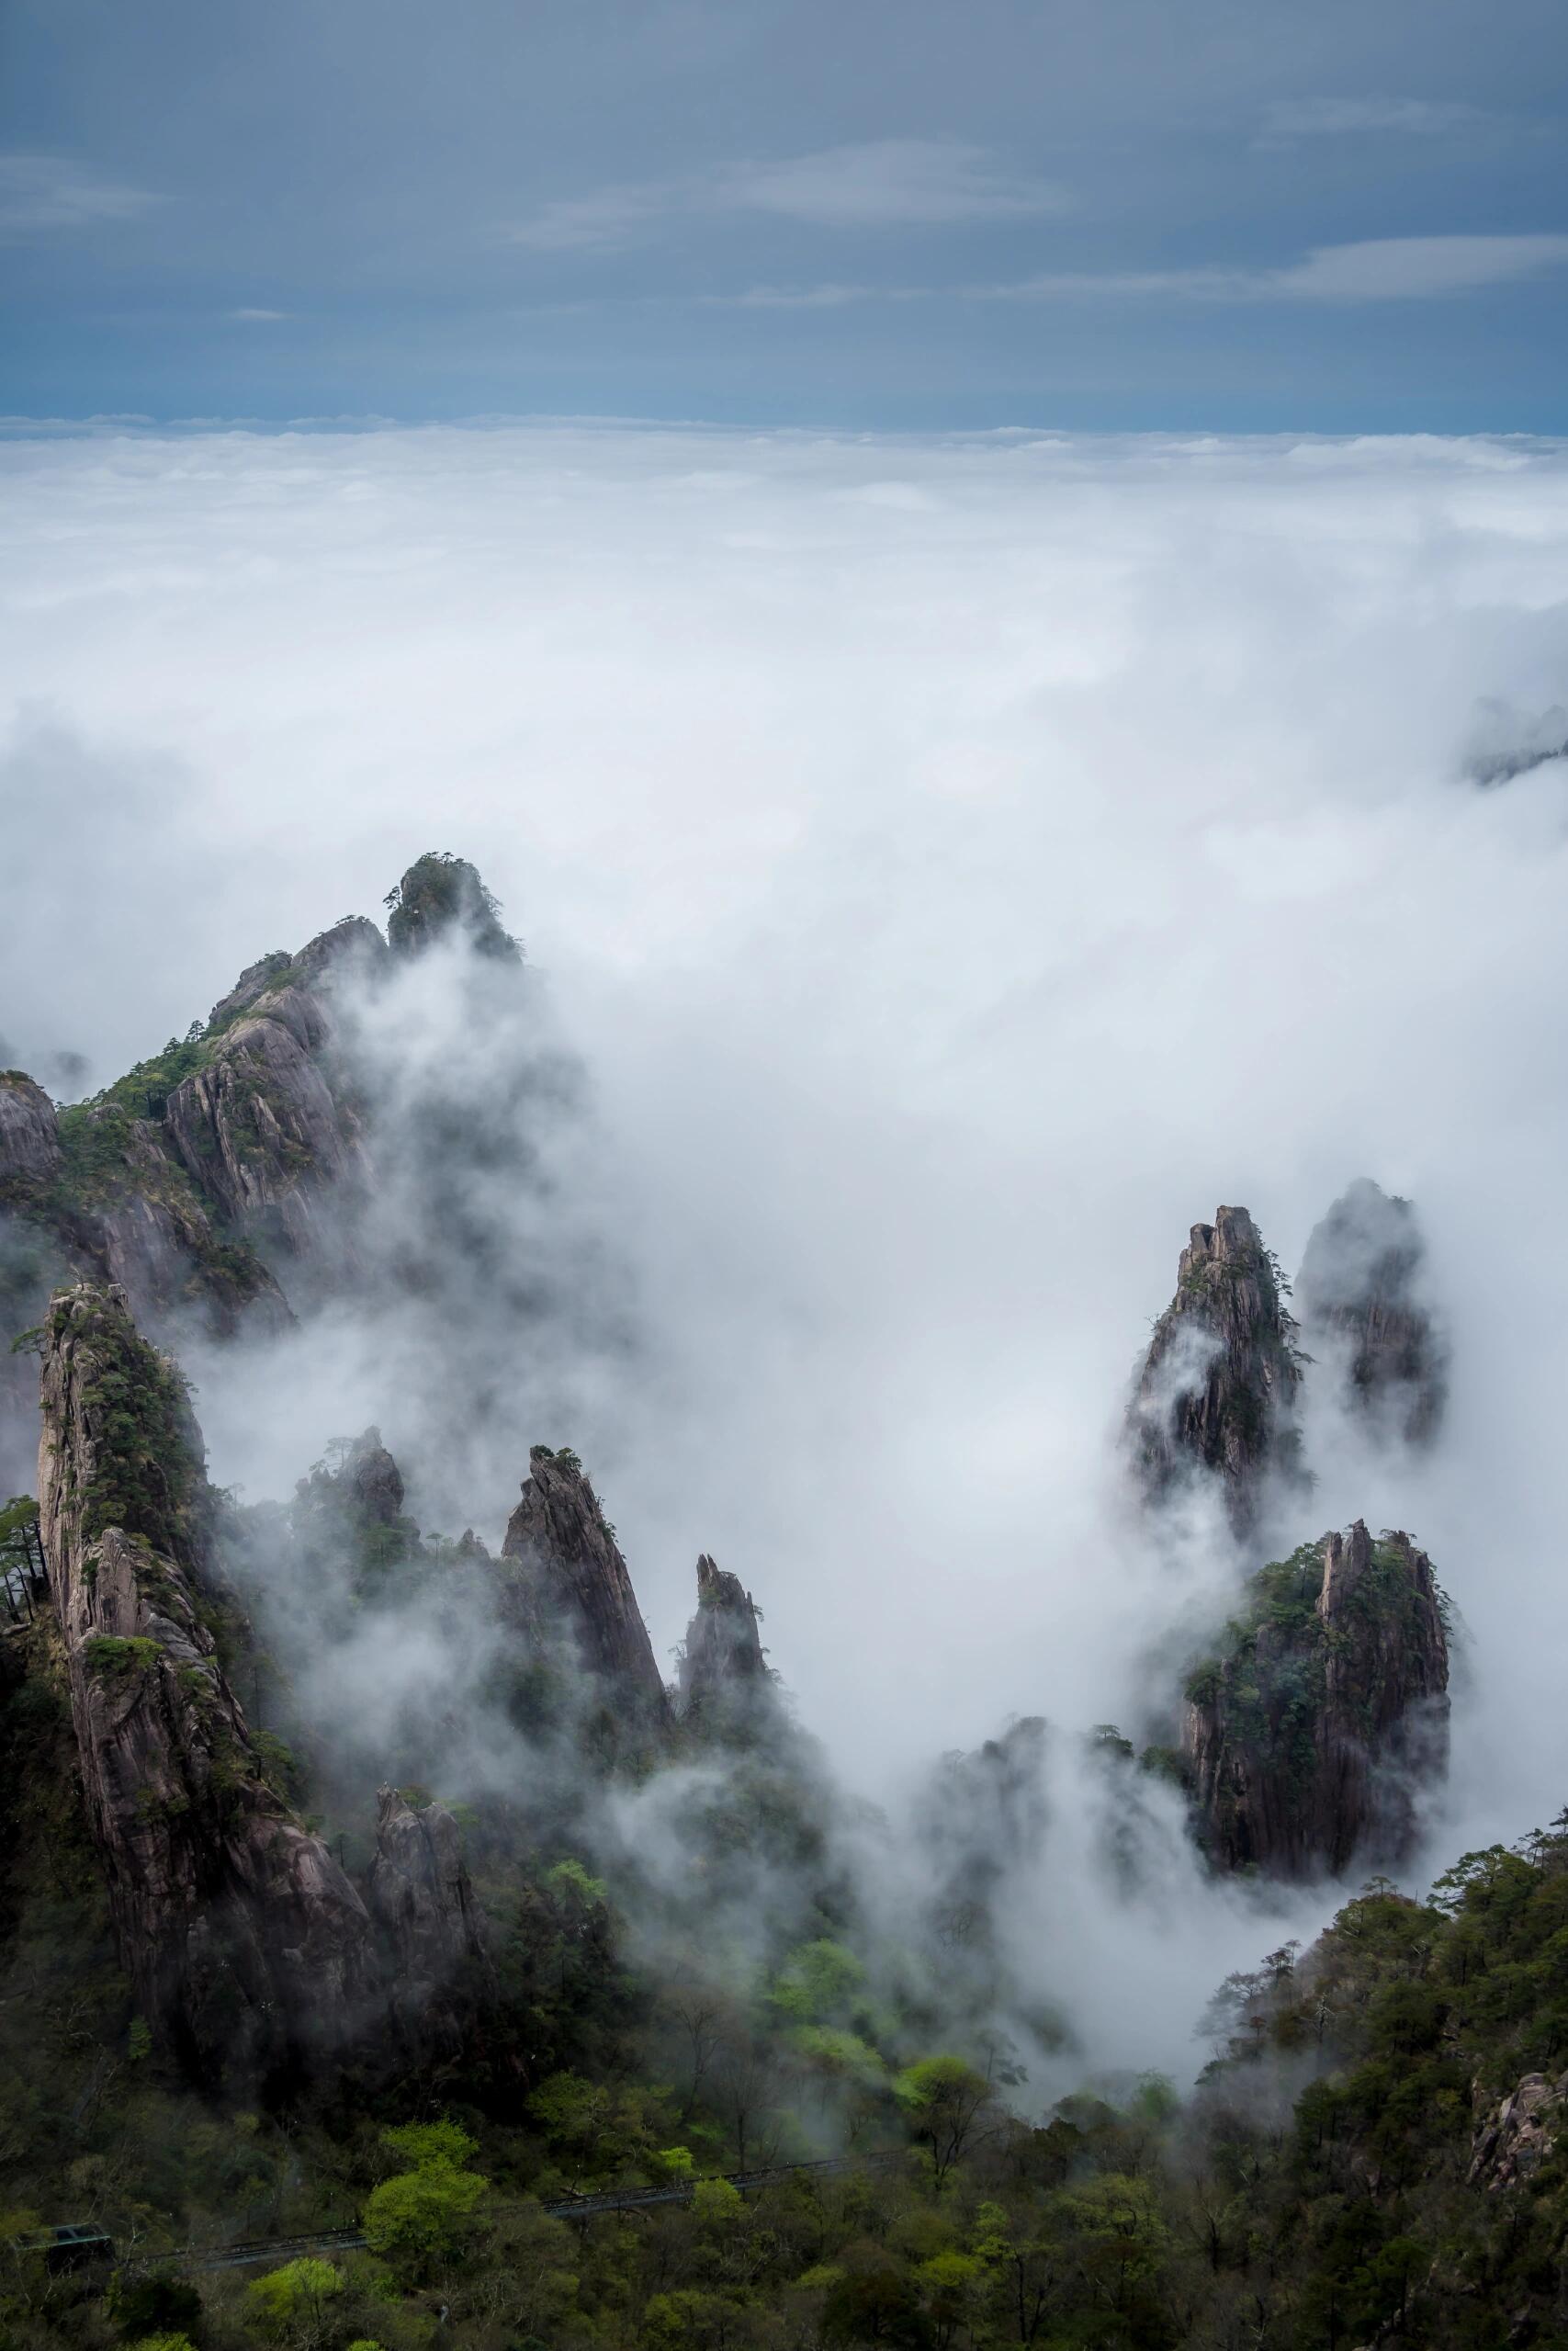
[6,418,1568,2081]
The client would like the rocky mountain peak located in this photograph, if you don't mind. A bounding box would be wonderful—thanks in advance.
[1297,1178,1447,1446]
[343,1427,405,1525]
[501,1445,669,1721]
[386,852,521,964]
[679,1552,770,1730]
[1128,1202,1304,1539]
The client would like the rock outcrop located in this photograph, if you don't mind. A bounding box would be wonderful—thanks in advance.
[386,853,521,963]
[0,1074,61,1189]
[1297,1179,1447,1447]
[678,1554,772,1735]
[37,1282,380,2087]
[163,921,385,1272]
[343,1428,406,1525]
[1469,2071,1568,2189]
[500,1445,669,1725]
[1129,1204,1304,1539]
[1181,1520,1450,1878]
[368,1783,497,2056]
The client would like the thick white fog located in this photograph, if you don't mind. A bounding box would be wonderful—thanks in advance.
[6,420,1568,2083]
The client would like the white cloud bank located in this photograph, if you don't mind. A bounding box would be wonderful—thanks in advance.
[5,419,1568,2066]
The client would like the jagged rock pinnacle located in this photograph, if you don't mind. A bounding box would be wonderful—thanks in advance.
[1297,1178,1447,1447]
[1128,1204,1304,1539]
[679,1553,770,1730]
[501,1444,668,1720]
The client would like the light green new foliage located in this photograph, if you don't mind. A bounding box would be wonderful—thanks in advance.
[244,2257,343,2343]
[362,2119,491,2278]
[378,2119,476,2172]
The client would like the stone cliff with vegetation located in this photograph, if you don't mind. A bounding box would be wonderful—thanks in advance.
[0,853,1507,2351]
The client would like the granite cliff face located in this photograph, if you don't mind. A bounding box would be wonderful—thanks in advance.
[162,918,384,1277]
[369,1783,498,2058]
[1129,1204,1305,1539]
[1180,1520,1450,1878]
[0,1073,61,1187]
[1297,1179,1447,1447]
[500,1445,670,1726]
[36,1283,380,2087]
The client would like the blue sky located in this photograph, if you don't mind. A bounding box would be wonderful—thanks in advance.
[3,0,1566,430]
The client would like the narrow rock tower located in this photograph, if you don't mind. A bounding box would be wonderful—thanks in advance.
[36,1283,380,2087]
[1128,1204,1304,1538]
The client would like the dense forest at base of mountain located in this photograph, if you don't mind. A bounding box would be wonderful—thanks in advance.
[3,1618,1567,2351]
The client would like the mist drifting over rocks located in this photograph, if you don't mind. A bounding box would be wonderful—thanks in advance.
[6,420,1568,2089]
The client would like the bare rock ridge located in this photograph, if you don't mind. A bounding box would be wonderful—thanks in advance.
[1129,1204,1304,1538]
[678,1553,771,1731]
[0,856,515,1373]
[36,1282,380,2087]
[1180,1520,1450,1878]
[161,916,384,1269]
[501,1445,669,1722]
[1296,1178,1447,1447]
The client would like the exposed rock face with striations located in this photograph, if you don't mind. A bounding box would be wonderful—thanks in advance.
[500,1445,670,1724]
[1129,1204,1304,1539]
[1297,1178,1447,1447]
[0,1073,61,1188]
[369,1783,497,2057]
[678,1553,772,1734]
[36,1281,380,2087]
[163,918,386,1272]
[1181,1520,1450,1878]
[1469,2071,1568,2189]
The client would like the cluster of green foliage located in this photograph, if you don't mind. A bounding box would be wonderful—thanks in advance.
[55,1291,200,1554]
[383,853,519,963]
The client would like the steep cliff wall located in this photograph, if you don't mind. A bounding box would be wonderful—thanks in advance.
[500,1445,670,1728]
[1297,1179,1447,1447]
[1129,1204,1304,1538]
[36,1282,380,2087]
[368,1783,498,2059]
[1180,1520,1449,1878]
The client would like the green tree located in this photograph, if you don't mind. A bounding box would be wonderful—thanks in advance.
[894,2057,998,2187]
[243,2256,344,2349]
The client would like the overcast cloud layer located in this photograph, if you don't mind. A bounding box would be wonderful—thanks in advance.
[6,419,1568,2064]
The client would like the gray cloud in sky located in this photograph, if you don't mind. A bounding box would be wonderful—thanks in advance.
[1258,96,1487,141]
[0,152,163,235]
[504,139,1070,252]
